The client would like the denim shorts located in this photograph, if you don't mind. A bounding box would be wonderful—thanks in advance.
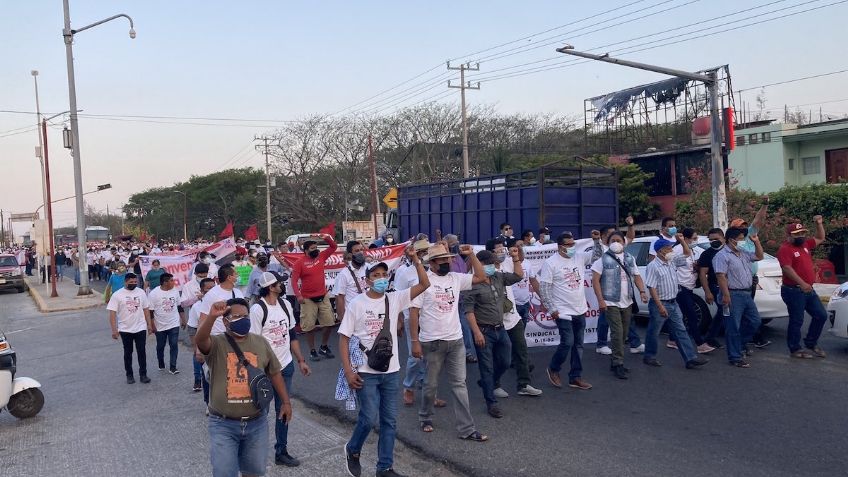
[208,412,269,477]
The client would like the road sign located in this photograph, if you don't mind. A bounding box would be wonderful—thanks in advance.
[10,212,38,222]
[382,187,398,208]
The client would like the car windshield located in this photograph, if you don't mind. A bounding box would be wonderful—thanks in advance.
[694,243,775,260]
[0,257,18,267]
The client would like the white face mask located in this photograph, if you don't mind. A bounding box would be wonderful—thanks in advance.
[529,237,537,245]
[609,242,624,254]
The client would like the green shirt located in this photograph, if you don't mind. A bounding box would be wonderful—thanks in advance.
[145,268,165,289]
[463,272,522,326]
[235,265,253,287]
[205,333,282,418]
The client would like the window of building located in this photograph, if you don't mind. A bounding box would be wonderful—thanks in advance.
[736,135,746,146]
[788,158,794,170]
[748,133,759,144]
[631,156,672,196]
[802,156,820,175]
[761,132,771,142]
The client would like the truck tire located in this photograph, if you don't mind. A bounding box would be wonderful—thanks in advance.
[7,388,44,419]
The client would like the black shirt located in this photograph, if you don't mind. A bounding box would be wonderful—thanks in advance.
[697,247,719,288]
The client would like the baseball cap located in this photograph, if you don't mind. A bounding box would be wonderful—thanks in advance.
[366,261,389,276]
[653,238,676,252]
[729,218,748,228]
[258,271,279,288]
[539,226,551,234]
[786,223,808,235]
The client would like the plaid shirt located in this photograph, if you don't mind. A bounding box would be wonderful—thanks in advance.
[644,255,689,300]
[335,335,365,411]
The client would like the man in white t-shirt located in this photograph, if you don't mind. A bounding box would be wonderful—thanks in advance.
[334,240,369,324]
[198,265,244,337]
[187,278,215,394]
[249,271,311,468]
[339,252,431,477]
[107,273,153,384]
[410,243,489,439]
[149,273,184,374]
[539,232,593,391]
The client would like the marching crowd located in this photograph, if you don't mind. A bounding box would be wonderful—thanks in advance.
[25,204,827,477]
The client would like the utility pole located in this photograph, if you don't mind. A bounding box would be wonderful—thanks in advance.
[41,118,59,298]
[367,134,380,240]
[448,61,480,179]
[255,136,273,243]
[0,210,5,248]
[556,45,728,229]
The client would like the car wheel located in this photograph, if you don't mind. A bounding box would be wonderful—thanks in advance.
[16,287,25,293]
[695,295,713,337]
[7,388,45,419]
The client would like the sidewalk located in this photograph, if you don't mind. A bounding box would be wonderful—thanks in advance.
[23,274,103,313]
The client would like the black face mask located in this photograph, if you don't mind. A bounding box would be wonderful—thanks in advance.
[792,236,806,247]
[351,252,366,266]
[436,263,451,276]
[126,284,137,291]
[308,249,320,259]
[257,259,269,267]
[710,240,723,250]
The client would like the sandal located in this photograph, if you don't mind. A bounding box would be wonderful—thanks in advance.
[460,431,489,442]
[434,398,447,408]
[791,350,814,359]
[420,421,434,433]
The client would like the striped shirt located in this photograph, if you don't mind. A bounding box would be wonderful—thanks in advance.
[713,247,757,290]
[644,255,690,300]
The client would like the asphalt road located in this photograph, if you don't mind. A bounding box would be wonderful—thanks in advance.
[293,314,848,477]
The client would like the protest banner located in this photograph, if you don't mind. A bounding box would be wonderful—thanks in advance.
[139,254,196,289]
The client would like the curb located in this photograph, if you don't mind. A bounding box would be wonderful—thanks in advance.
[25,280,104,313]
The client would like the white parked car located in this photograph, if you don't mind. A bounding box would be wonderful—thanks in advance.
[827,282,848,339]
[621,236,788,333]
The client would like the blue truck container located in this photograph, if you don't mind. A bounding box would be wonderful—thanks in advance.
[394,165,619,244]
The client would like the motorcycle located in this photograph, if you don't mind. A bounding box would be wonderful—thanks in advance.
[0,330,44,419]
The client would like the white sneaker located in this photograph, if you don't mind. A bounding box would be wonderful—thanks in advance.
[517,385,543,396]
[493,387,509,398]
[596,346,612,355]
[697,343,716,354]
[629,344,645,354]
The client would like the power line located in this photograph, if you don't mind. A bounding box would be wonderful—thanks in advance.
[329,63,445,116]
[737,69,848,92]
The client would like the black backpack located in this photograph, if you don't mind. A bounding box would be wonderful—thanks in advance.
[362,296,393,372]
[257,299,292,338]
[223,334,274,411]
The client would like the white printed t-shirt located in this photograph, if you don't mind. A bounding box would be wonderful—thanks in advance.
[188,300,204,328]
[338,289,413,374]
[411,272,474,342]
[148,286,182,331]
[333,265,367,299]
[538,252,591,319]
[107,287,150,333]
[249,297,296,369]
[199,285,244,336]
[511,261,536,305]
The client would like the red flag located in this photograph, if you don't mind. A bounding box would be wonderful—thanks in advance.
[243,224,259,241]
[140,231,148,242]
[218,222,234,239]
[318,221,336,236]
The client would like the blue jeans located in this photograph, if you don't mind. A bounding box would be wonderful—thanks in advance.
[155,326,180,370]
[74,267,80,285]
[403,314,426,390]
[348,372,400,472]
[516,303,531,323]
[549,316,585,380]
[598,310,643,348]
[208,410,269,477]
[646,299,697,363]
[676,287,704,345]
[474,326,512,406]
[723,290,761,363]
[781,286,828,353]
[193,352,203,381]
[460,311,476,358]
[273,362,294,456]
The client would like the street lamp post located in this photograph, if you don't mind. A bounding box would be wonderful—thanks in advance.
[555,45,728,230]
[61,0,135,295]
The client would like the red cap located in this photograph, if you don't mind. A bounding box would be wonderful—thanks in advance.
[786,223,808,235]
[729,218,748,228]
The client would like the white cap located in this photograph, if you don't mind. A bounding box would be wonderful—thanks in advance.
[258,271,278,288]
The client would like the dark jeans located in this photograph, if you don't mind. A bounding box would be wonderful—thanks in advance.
[516,303,531,323]
[155,326,180,370]
[781,286,828,352]
[119,330,147,377]
[474,325,512,406]
[677,287,704,345]
[704,284,725,344]
[506,320,531,389]
[273,362,295,456]
[549,316,585,380]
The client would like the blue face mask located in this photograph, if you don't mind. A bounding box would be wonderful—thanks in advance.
[371,278,389,294]
[227,317,251,337]
[484,264,497,276]
[666,227,677,236]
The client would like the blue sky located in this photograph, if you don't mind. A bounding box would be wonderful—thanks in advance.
[2,0,847,235]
